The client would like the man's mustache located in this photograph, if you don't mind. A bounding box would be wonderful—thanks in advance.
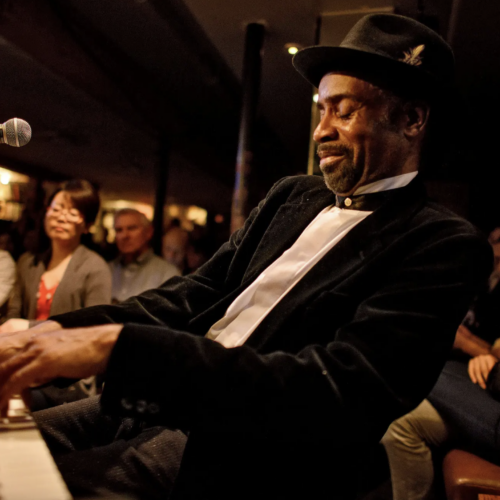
[316,143,351,157]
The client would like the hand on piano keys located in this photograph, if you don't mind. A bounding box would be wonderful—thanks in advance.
[0,323,122,409]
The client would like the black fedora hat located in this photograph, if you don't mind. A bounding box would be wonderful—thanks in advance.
[293,14,454,95]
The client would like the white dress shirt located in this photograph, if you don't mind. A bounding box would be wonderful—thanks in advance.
[206,172,418,347]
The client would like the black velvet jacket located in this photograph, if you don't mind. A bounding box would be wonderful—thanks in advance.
[53,175,491,499]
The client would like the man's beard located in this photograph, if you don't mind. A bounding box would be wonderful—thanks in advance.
[317,143,362,194]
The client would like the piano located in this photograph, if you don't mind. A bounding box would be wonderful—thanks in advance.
[0,396,72,499]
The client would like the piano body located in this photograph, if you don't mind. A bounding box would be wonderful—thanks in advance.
[0,396,72,500]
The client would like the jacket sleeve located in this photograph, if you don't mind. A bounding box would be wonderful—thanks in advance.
[100,222,492,444]
[83,256,113,307]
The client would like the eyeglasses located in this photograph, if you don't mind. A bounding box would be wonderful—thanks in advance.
[47,205,83,223]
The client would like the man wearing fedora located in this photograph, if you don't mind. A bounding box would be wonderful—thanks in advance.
[0,13,491,500]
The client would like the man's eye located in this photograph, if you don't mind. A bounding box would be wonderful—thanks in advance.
[336,111,352,119]
[337,105,355,118]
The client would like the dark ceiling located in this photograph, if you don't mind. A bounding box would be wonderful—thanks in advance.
[0,0,499,227]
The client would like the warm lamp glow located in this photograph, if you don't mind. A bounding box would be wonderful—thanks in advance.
[285,43,302,55]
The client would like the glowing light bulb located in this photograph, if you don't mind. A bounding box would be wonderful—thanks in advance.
[313,94,319,103]
[0,173,10,185]
[284,43,302,55]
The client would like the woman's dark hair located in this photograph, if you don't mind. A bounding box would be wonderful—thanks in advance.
[48,179,100,225]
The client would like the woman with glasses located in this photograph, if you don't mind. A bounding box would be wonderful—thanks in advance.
[2,179,111,409]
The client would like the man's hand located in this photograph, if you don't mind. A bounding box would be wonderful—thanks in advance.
[0,323,123,408]
[468,353,498,389]
[0,321,63,365]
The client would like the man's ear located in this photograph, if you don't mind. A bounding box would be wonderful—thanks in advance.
[403,101,430,139]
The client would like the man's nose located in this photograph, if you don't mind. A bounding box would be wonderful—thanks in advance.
[313,115,339,143]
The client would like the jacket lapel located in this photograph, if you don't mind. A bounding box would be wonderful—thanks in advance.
[189,178,425,337]
[189,184,336,334]
[246,180,427,348]
[245,178,425,287]
[242,188,336,283]
[298,181,426,291]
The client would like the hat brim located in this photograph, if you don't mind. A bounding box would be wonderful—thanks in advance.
[293,45,442,94]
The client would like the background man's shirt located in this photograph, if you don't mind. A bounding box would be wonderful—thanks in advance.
[109,249,180,303]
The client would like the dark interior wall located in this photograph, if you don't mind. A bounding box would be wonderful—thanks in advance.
[450,0,500,233]
[393,0,500,233]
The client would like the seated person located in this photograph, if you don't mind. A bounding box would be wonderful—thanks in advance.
[382,230,500,500]
[162,225,189,274]
[2,179,112,408]
[109,209,180,303]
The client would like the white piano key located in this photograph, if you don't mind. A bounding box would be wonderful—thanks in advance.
[0,398,72,500]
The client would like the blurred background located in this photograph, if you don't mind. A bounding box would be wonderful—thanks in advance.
[0,0,498,260]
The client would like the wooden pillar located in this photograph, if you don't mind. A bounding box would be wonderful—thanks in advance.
[231,22,265,233]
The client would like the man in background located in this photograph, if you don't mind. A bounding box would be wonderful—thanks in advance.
[109,208,179,303]
[162,225,189,274]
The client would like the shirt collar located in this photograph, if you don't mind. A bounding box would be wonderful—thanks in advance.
[335,172,419,211]
[120,248,154,266]
[353,171,418,196]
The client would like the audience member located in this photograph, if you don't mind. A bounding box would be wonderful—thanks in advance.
[109,209,179,303]
[0,14,491,500]
[162,225,189,273]
[185,240,207,274]
[1,179,112,409]
[382,227,500,500]
[185,235,211,274]
[0,249,15,320]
